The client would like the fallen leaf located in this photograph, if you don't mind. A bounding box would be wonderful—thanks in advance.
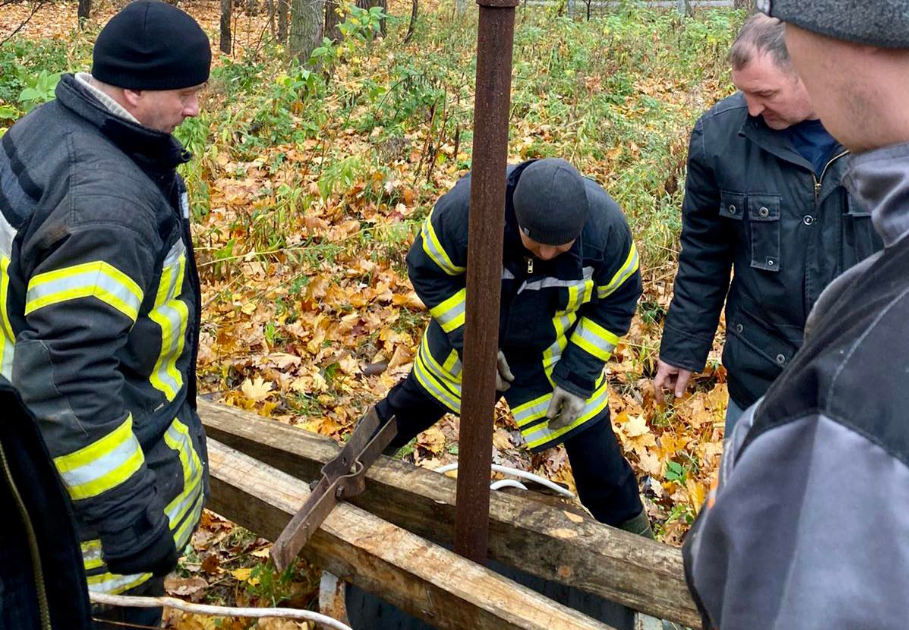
[241,377,273,402]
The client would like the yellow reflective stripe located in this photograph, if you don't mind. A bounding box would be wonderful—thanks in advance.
[442,349,461,377]
[512,393,552,427]
[81,539,104,571]
[163,419,204,539]
[25,261,143,321]
[149,241,188,401]
[0,256,14,379]
[522,380,610,449]
[174,491,204,551]
[414,348,461,413]
[597,243,639,300]
[429,288,466,333]
[421,211,465,276]
[54,415,145,500]
[570,317,620,362]
[87,571,152,595]
[419,336,462,392]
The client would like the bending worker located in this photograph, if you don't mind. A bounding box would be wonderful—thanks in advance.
[375,158,651,536]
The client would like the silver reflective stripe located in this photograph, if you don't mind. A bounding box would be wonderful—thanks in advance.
[152,304,184,393]
[518,267,594,294]
[26,270,141,314]
[164,238,187,271]
[0,212,17,258]
[599,248,639,298]
[502,267,515,280]
[573,325,617,353]
[57,435,141,488]
[513,397,550,426]
[87,572,150,595]
[523,386,609,446]
[435,299,465,328]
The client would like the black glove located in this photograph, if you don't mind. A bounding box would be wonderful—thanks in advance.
[101,502,179,577]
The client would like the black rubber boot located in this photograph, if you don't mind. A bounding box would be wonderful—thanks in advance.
[617,507,654,539]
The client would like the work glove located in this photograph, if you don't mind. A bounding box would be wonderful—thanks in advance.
[101,501,180,577]
[496,350,515,392]
[546,386,586,431]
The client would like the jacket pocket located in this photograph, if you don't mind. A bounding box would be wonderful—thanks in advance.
[748,195,782,272]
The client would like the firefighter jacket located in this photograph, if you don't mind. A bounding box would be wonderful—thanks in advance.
[407,160,642,452]
[0,74,205,595]
[660,93,882,408]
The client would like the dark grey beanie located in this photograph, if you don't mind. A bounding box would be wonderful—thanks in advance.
[513,158,589,246]
[758,0,909,48]
[93,1,211,90]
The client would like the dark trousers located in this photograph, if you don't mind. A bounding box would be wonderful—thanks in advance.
[91,576,165,629]
[376,374,643,526]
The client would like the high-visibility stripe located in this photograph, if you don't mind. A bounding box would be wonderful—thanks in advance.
[522,380,610,450]
[174,491,204,551]
[413,347,461,413]
[518,267,594,294]
[419,336,462,393]
[54,415,144,500]
[421,211,465,276]
[541,310,576,384]
[87,571,152,595]
[512,393,551,428]
[597,243,639,300]
[81,540,104,571]
[0,256,15,379]
[163,418,204,543]
[442,349,461,378]
[149,240,188,401]
[569,317,620,362]
[429,288,466,333]
[25,260,143,321]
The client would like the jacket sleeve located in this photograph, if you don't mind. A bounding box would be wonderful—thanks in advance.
[659,117,735,373]
[406,183,469,355]
[683,409,909,630]
[552,226,642,399]
[12,221,167,554]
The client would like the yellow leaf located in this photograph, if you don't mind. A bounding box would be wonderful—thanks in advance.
[241,377,273,402]
[229,568,259,586]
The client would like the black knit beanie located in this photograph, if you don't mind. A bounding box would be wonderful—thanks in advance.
[92,1,211,90]
[513,158,590,246]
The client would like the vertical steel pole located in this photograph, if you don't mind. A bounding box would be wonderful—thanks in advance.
[453,0,518,565]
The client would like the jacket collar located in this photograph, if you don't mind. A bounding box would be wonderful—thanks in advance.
[844,142,909,248]
[739,115,816,172]
[55,73,190,174]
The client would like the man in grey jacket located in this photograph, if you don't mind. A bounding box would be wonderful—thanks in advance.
[0,3,209,628]
[683,1,909,628]
[653,14,881,432]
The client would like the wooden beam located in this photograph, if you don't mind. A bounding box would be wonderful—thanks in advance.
[206,438,614,630]
[199,401,700,627]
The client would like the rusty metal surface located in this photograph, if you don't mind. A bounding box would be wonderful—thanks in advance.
[271,411,398,570]
[476,0,520,8]
[453,4,517,566]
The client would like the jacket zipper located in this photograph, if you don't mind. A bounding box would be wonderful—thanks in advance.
[813,150,849,205]
[0,441,52,630]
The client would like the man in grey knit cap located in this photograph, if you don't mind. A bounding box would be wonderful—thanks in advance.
[683,1,909,628]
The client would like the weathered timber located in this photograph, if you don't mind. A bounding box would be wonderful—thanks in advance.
[199,401,700,627]
[206,438,614,630]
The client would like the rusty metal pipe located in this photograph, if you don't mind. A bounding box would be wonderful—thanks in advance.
[453,0,518,565]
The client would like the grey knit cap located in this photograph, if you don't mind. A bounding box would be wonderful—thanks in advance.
[758,0,909,48]
[513,158,589,246]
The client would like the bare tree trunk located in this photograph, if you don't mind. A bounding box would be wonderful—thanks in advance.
[77,0,91,22]
[676,0,692,16]
[455,0,466,15]
[288,0,323,61]
[403,0,418,43]
[357,0,386,35]
[277,0,289,43]
[324,0,343,41]
[733,0,755,10]
[220,0,233,53]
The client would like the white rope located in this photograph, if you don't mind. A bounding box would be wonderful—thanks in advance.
[434,463,575,499]
[89,592,355,630]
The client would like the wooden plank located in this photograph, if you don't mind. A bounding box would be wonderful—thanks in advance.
[206,438,614,630]
[199,400,700,627]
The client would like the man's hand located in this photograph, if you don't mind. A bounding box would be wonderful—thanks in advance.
[546,386,586,431]
[496,350,515,392]
[653,359,693,404]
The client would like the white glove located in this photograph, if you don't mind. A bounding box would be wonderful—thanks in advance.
[546,386,586,431]
[495,350,515,392]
